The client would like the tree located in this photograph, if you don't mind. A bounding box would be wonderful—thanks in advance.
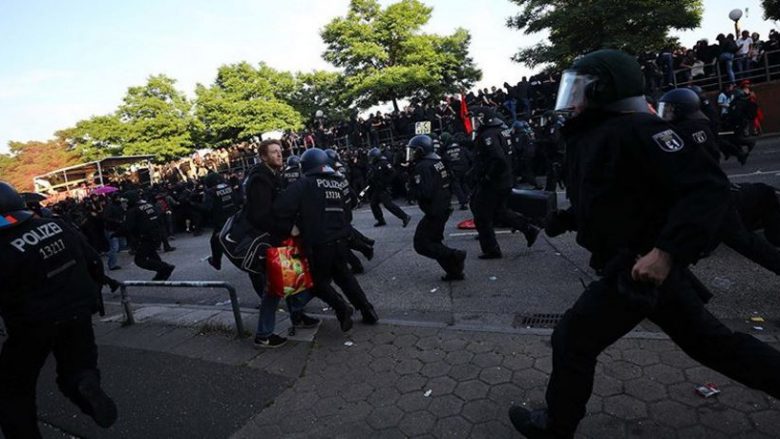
[506,0,703,69]
[58,114,126,162]
[321,0,481,111]
[117,75,198,162]
[763,0,780,21]
[0,139,81,191]
[194,62,303,148]
[287,70,353,125]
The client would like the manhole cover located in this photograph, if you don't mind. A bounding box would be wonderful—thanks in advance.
[513,313,564,329]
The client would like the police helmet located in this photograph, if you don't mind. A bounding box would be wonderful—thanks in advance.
[658,88,705,122]
[286,155,301,168]
[324,148,340,166]
[300,148,334,176]
[204,172,223,188]
[368,147,382,162]
[0,181,34,229]
[556,49,645,114]
[125,190,141,206]
[407,135,439,160]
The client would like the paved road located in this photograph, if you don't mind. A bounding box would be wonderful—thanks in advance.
[105,136,780,335]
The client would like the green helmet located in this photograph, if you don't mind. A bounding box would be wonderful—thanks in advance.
[555,49,645,113]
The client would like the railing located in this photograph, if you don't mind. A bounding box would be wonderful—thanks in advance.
[118,280,246,338]
[669,48,780,91]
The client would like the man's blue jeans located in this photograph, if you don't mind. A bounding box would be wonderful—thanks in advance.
[105,231,120,269]
[251,272,314,338]
[720,52,735,84]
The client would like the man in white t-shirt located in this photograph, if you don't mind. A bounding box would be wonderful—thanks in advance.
[736,30,753,77]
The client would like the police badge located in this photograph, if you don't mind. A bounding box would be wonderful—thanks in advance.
[652,129,685,152]
[692,130,708,144]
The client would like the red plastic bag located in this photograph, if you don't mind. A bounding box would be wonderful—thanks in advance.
[457,219,476,230]
[266,238,314,298]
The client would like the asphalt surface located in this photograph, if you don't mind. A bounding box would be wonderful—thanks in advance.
[105,136,780,335]
[35,343,291,438]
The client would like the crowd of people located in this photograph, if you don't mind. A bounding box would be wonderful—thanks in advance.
[5,22,780,438]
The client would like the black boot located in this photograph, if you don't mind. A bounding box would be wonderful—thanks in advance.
[76,375,118,429]
[508,406,561,439]
[523,225,541,248]
[374,220,387,227]
[207,256,221,271]
[362,306,379,324]
[336,306,354,332]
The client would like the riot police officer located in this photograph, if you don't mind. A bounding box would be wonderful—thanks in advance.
[660,88,780,276]
[470,108,540,259]
[442,133,472,210]
[0,182,117,438]
[274,148,379,328]
[124,190,175,280]
[509,49,780,438]
[367,147,411,227]
[281,155,302,189]
[203,172,239,271]
[536,111,566,191]
[510,120,541,189]
[409,135,466,281]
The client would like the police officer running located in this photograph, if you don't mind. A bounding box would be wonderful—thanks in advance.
[124,190,175,280]
[367,147,412,228]
[0,182,117,438]
[470,108,540,259]
[274,148,379,329]
[509,49,780,438]
[408,135,467,281]
[659,88,780,276]
[203,172,239,271]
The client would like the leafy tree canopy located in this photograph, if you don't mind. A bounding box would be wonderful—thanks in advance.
[764,0,780,21]
[194,62,303,147]
[322,0,481,110]
[507,0,703,69]
[0,139,81,191]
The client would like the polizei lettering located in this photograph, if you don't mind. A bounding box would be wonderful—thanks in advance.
[316,178,348,190]
[10,222,64,253]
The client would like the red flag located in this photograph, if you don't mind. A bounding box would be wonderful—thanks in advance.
[459,94,473,135]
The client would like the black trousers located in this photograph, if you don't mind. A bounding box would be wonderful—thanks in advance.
[450,172,469,206]
[370,190,407,223]
[720,206,780,274]
[470,188,531,255]
[311,240,372,313]
[0,316,100,439]
[413,211,458,274]
[209,218,229,265]
[134,241,170,274]
[545,269,780,437]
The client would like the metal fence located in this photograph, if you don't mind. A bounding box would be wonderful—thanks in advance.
[671,48,780,91]
[118,280,246,338]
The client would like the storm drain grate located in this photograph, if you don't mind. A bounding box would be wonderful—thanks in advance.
[513,313,564,329]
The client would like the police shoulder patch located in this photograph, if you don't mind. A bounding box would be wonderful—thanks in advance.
[692,130,707,144]
[484,137,493,146]
[652,129,685,153]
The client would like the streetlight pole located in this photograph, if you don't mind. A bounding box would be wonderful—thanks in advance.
[729,9,743,36]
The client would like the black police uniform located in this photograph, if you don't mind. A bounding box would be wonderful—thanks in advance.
[674,117,780,275]
[274,168,373,328]
[470,124,537,257]
[511,125,540,188]
[281,165,301,189]
[125,196,175,280]
[411,154,465,279]
[442,140,471,208]
[368,156,410,226]
[0,216,116,438]
[204,182,239,270]
[545,109,780,437]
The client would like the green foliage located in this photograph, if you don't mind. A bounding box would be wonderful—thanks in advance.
[506,0,703,69]
[764,0,780,21]
[194,62,303,147]
[288,70,353,125]
[322,0,481,110]
[61,75,197,162]
[117,75,198,161]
